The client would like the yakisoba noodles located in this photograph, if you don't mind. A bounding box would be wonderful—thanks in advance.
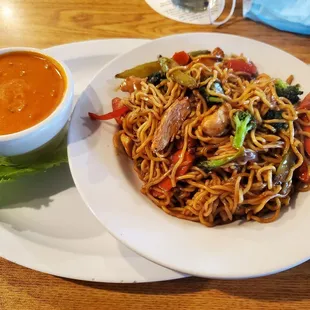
[89,47,310,227]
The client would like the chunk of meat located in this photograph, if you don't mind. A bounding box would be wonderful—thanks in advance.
[120,133,133,157]
[151,97,191,153]
[201,103,230,137]
[196,57,218,67]
[192,47,224,68]
[120,76,144,93]
[212,47,224,58]
[0,79,30,113]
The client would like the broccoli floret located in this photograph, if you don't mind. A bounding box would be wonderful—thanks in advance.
[147,71,164,86]
[275,79,303,104]
[264,110,288,131]
[233,111,256,149]
[197,148,244,171]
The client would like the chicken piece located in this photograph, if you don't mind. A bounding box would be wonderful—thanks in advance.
[120,76,144,93]
[201,103,230,137]
[151,97,191,153]
[212,47,225,59]
[120,133,133,157]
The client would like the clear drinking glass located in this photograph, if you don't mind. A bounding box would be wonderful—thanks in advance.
[172,0,209,12]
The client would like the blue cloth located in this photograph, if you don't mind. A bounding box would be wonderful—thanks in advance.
[243,0,310,35]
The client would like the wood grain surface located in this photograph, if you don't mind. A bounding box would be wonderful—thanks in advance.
[2,258,310,310]
[1,0,310,309]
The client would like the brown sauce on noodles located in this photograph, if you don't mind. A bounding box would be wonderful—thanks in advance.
[93,48,310,227]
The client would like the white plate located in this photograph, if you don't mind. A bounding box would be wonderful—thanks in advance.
[68,33,310,279]
[0,39,184,283]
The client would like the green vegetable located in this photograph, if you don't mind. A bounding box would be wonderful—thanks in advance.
[0,134,68,183]
[198,81,224,106]
[158,56,197,89]
[233,111,256,149]
[264,110,288,131]
[274,148,296,185]
[115,61,161,78]
[208,96,223,103]
[158,56,175,73]
[189,50,211,57]
[275,79,303,104]
[147,71,164,86]
[197,148,244,171]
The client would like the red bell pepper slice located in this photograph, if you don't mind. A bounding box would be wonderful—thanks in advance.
[226,59,258,76]
[88,97,129,124]
[112,97,127,125]
[302,126,310,158]
[298,93,310,157]
[297,161,310,183]
[172,51,190,66]
[88,106,129,121]
[298,93,310,110]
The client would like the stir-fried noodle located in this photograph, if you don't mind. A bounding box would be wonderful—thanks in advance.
[90,47,310,227]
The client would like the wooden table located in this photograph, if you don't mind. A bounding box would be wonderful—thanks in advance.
[1,1,310,309]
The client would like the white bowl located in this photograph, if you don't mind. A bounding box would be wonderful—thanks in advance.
[68,33,310,279]
[0,47,74,157]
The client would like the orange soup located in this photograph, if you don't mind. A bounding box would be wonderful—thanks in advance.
[0,51,66,135]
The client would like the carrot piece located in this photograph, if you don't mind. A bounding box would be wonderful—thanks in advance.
[158,150,195,191]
